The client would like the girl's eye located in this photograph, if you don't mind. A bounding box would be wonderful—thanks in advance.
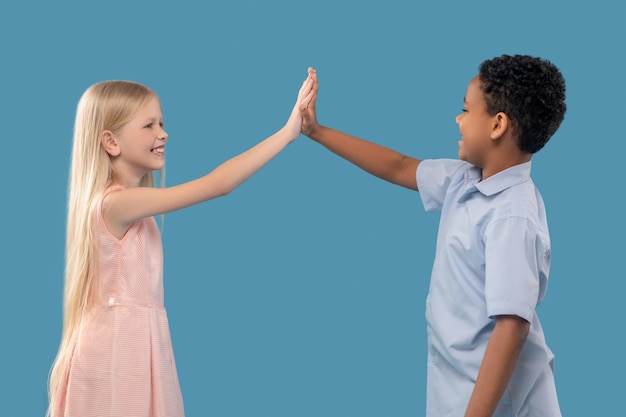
[144,123,153,129]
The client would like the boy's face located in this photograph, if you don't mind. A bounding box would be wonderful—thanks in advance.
[455,76,495,167]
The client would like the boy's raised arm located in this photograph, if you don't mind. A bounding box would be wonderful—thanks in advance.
[301,68,421,191]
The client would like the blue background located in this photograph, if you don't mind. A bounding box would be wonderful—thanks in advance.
[1,0,624,415]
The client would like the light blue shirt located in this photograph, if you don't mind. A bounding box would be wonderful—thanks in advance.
[417,159,561,417]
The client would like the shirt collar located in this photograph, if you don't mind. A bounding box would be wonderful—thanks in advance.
[474,161,532,196]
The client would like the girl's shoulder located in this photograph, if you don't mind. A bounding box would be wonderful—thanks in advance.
[104,182,127,194]
[100,183,127,205]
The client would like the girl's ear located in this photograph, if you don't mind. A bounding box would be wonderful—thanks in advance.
[490,112,509,141]
[101,130,120,157]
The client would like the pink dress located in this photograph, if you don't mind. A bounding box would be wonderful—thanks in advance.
[53,185,185,417]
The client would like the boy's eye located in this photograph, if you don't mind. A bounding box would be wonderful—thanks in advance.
[461,108,468,113]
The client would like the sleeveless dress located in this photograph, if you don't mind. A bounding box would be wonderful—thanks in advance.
[53,185,185,417]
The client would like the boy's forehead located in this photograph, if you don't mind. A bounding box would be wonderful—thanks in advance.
[468,75,481,89]
[464,76,481,102]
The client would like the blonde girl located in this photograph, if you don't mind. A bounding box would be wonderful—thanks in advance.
[48,72,314,417]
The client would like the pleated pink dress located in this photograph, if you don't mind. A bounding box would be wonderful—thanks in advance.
[53,185,185,417]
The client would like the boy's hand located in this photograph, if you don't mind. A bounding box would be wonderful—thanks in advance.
[301,67,319,137]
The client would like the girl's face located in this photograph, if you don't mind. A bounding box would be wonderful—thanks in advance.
[112,96,167,181]
[455,77,494,167]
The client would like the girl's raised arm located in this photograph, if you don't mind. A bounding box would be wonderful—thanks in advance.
[103,72,314,238]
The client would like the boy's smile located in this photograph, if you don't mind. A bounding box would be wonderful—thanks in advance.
[455,76,494,168]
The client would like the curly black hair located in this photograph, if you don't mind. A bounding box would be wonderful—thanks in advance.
[478,55,566,154]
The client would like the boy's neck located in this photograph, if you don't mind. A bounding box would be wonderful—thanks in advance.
[480,135,532,180]
[480,153,531,180]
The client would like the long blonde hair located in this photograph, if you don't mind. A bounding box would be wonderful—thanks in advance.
[48,81,158,414]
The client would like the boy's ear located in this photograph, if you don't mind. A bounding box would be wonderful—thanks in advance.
[101,130,121,157]
[490,112,509,141]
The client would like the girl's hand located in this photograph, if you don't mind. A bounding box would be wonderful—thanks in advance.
[283,70,315,141]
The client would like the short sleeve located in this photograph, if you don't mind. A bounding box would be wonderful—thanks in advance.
[417,159,469,212]
[484,216,550,322]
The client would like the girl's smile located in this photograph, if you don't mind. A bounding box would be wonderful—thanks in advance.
[151,145,165,156]
[107,96,168,184]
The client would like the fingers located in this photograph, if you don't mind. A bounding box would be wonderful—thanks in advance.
[293,67,319,136]
[298,76,314,100]
[301,73,315,109]
[295,74,314,114]
[299,67,315,93]
[298,69,314,96]
[308,67,318,109]
[299,86,315,111]
[307,67,317,94]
